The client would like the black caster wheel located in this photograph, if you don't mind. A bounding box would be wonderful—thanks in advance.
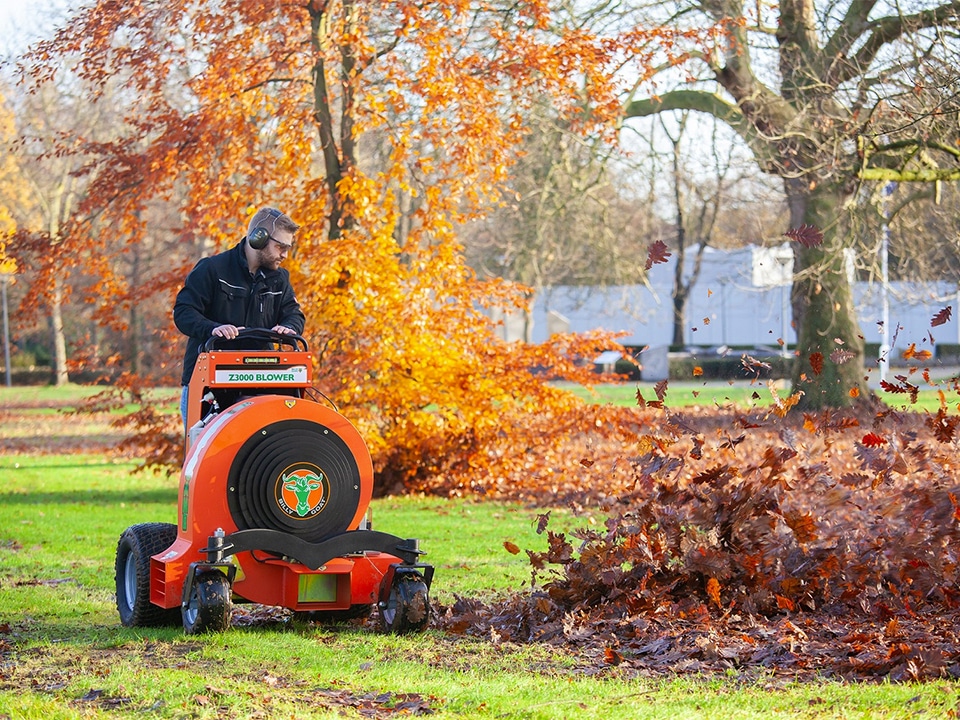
[378,572,429,634]
[182,571,232,634]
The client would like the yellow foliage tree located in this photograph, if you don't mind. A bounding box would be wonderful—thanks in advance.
[22,1,698,488]
[0,89,26,268]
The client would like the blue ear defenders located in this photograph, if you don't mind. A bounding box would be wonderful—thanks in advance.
[247,208,283,250]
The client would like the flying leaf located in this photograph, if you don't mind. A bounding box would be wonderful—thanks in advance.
[809,352,824,375]
[950,493,960,522]
[535,512,550,534]
[775,594,796,612]
[653,379,668,402]
[706,577,722,608]
[635,388,647,408]
[693,366,703,377]
[784,511,818,544]
[784,223,824,247]
[931,306,952,327]
[719,433,745,450]
[689,436,704,459]
[880,378,920,403]
[926,408,960,443]
[644,240,671,270]
[772,391,803,418]
[603,647,623,665]
[830,349,855,364]
[861,432,887,447]
[742,355,772,374]
[635,390,662,409]
[503,541,521,555]
[890,452,908,475]
[902,344,932,361]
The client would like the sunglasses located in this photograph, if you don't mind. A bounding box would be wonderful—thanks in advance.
[269,236,295,253]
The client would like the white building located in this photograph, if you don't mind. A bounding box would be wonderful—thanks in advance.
[504,245,959,358]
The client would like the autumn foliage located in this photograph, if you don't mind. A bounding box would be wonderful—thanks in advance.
[12,0,734,486]
[12,1,960,683]
[439,377,960,680]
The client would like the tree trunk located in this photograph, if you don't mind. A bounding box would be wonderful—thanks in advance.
[670,127,687,348]
[50,278,69,386]
[787,182,868,408]
[128,242,142,375]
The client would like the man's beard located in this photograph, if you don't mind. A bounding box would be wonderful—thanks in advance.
[259,251,281,270]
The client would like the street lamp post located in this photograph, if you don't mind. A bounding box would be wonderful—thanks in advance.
[1,272,11,387]
[879,182,896,383]
[776,253,792,359]
[719,276,728,346]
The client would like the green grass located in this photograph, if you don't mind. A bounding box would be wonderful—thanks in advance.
[0,455,555,605]
[0,383,180,417]
[2,455,960,718]
[566,378,960,412]
[0,383,118,407]
[3,377,957,414]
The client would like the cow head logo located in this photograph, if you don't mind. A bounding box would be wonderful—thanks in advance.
[275,464,329,519]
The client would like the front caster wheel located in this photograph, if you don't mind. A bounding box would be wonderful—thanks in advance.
[378,572,430,634]
[115,523,180,627]
[182,571,232,634]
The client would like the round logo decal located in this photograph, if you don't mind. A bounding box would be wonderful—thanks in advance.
[275,464,330,519]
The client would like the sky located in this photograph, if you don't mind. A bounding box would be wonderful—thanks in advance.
[0,0,73,59]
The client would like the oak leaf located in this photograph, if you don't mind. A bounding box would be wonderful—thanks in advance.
[706,577,722,608]
[931,306,952,327]
[644,240,671,270]
[809,352,824,375]
[861,432,887,447]
[784,223,824,247]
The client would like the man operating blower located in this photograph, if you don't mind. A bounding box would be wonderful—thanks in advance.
[173,207,306,426]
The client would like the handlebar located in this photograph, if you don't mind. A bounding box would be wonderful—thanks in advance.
[201,328,308,353]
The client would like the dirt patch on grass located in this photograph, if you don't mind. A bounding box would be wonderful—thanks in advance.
[0,408,129,455]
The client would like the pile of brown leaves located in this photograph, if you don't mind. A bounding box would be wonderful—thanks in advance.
[435,394,960,681]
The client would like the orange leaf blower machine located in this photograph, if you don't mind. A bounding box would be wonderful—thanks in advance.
[114,329,433,634]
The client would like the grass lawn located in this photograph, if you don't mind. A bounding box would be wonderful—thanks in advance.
[3,376,956,414]
[565,377,960,412]
[2,454,959,718]
[3,380,960,717]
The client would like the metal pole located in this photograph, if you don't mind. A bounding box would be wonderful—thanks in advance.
[720,277,727,346]
[1,274,11,387]
[777,253,790,359]
[879,182,895,383]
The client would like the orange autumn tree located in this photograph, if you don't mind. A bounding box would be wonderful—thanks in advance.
[22,1,705,488]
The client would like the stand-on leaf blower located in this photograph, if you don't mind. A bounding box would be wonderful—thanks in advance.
[114,329,433,634]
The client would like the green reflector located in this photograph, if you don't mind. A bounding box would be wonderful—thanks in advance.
[181,481,189,531]
[299,573,338,603]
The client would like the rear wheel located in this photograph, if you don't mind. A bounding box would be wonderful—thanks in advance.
[182,571,232,634]
[378,573,429,634]
[115,523,180,627]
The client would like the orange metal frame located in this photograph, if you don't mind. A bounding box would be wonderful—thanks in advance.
[150,346,405,612]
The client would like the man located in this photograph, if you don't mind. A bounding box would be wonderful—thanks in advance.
[173,207,306,424]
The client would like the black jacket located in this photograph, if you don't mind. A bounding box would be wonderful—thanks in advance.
[173,240,306,385]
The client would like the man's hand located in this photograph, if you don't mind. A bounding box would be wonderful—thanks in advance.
[271,325,296,335]
[212,324,243,340]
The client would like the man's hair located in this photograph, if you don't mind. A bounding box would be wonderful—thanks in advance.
[247,207,300,238]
